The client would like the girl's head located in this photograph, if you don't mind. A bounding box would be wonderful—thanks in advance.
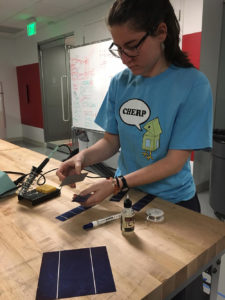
[107,0,193,70]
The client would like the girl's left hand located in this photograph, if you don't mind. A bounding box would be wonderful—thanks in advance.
[76,179,113,207]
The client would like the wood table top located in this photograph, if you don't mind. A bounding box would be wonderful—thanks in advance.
[0,139,19,151]
[0,141,225,300]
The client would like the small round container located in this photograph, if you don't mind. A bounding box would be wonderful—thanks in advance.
[146,208,164,223]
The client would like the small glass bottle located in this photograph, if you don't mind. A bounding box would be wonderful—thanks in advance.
[121,195,135,233]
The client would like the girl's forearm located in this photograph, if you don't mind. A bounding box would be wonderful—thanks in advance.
[80,133,120,167]
[123,149,191,188]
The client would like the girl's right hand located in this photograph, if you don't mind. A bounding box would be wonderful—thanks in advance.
[56,152,85,187]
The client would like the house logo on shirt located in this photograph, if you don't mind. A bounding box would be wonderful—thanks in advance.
[120,98,162,160]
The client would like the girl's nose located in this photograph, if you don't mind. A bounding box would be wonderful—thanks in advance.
[120,52,133,65]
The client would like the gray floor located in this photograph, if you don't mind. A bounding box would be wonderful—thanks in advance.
[12,140,70,161]
[11,140,225,299]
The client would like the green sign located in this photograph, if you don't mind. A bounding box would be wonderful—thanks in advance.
[27,22,36,36]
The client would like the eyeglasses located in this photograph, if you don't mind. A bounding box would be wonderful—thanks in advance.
[109,31,150,58]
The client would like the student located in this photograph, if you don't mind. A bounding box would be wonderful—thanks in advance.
[57,0,212,208]
[57,0,212,297]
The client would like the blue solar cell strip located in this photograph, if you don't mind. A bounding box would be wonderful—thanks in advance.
[56,205,90,221]
[109,190,127,202]
[36,251,59,300]
[58,249,95,298]
[132,194,155,211]
[91,246,116,294]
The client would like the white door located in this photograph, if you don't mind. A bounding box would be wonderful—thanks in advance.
[170,0,184,45]
[39,38,72,142]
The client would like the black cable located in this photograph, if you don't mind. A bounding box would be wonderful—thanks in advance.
[84,168,105,178]
[41,168,58,176]
[4,171,26,176]
[36,168,58,185]
[58,144,72,154]
[36,173,46,186]
[86,175,104,178]
[4,171,28,186]
[14,174,27,185]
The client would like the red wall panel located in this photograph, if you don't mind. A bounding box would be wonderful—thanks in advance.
[182,32,202,69]
[16,63,43,128]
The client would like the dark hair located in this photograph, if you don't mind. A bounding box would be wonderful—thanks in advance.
[107,0,194,68]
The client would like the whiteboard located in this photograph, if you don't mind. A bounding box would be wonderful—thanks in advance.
[70,39,126,131]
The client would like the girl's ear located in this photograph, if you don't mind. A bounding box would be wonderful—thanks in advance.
[155,22,167,42]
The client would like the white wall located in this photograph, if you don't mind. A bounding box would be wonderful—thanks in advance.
[0,38,22,139]
[1,0,113,142]
[14,1,113,66]
[183,0,203,34]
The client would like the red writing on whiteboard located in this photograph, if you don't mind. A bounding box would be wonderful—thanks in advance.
[70,57,89,65]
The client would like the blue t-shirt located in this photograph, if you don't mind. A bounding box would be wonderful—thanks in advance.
[95,65,213,203]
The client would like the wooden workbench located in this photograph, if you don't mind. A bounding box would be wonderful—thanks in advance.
[0,140,225,300]
[0,139,19,151]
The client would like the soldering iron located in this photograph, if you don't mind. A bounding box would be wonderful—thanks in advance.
[18,146,59,200]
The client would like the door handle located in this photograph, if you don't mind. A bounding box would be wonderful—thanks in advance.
[60,75,70,122]
[26,84,30,104]
[0,81,6,130]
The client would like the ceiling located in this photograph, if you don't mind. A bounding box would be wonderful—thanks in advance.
[0,0,110,38]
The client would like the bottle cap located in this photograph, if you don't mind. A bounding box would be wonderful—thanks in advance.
[124,195,132,208]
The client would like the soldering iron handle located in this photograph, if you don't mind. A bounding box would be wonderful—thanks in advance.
[36,158,49,173]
